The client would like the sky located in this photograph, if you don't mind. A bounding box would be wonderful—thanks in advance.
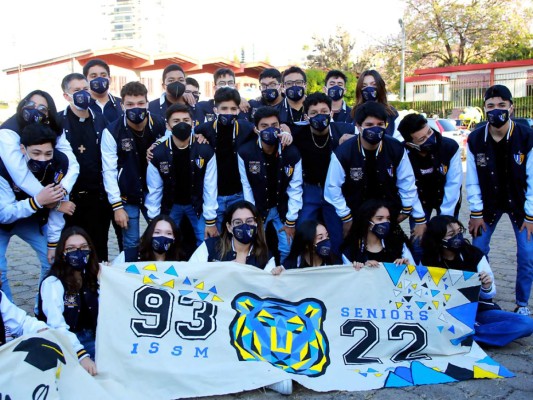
[0,0,407,70]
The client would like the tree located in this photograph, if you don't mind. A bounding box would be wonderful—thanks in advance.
[305,68,358,107]
[305,26,356,71]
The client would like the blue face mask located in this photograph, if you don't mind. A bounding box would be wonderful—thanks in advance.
[152,236,174,254]
[25,148,52,177]
[232,223,257,245]
[486,108,510,128]
[420,132,437,152]
[362,126,385,145]
[315,239,331,257]
[126,107,147,124]
[285,86,305,102]
[90,77,109,94]
[259,127,280,146]
[442,232,464,251]
[262,88,279,103]
[68,90,91,111]
[309,114,331,131]
[362,86,377,102]
[370,221,391,240]
[22,108,46,124]
[64,249,91,270]
[217,113,237,127]
[327,85,344,101]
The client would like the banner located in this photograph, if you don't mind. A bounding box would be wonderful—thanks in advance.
[0,262,513,399]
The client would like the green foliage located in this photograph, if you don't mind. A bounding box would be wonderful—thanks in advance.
[306,26,355,71]
[304,68,358,107]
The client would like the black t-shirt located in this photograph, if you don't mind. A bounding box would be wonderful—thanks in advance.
[131,127,152,191]
[489,134,510,211]
[215,126,242,196]
[293,129,332,186]
[172,141,192,205]
[364,150,378,197]
[264,150,278,209]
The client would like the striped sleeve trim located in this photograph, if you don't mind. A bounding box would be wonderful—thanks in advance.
[413,217,427,225]
[470,210,483,219]
[77,349,89,360]
[400,206,413,215]
[29,197,40,211]
[48,242,58,249]
[205,218,216,227]
[341,214,352,223]
[111,201,124,211]
[284,219,296,227]
[525,215,533,223]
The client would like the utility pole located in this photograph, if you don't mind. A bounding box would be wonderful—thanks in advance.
[399,18,406,102]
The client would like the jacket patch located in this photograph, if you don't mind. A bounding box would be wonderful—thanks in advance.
[195,156,205,169]
[387,165,395,177]
[284,165,294,177]
[349,167,363,181]
[159,161,170,174]
[249,161,260,174]
[514,151,524,165]
[205,113,216,122]
[64,293,79,308]
[438,164,448,175]
[121,138,134,152]
[476,153,487,167]
[420,167,434,175]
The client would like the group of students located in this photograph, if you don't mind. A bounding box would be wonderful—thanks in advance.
[0,58,532,391]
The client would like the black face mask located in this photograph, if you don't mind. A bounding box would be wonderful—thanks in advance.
[172,122,192,141]
[167,81,186,99]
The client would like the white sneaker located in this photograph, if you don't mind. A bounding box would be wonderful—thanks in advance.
[514,306,531,316]
[266,379,293,395]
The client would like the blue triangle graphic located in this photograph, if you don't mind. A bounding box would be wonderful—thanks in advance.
[125,265,140,274]
[193,278,198,283]
[406,305,411,309]
[448,325,455,333]
[197,292,209,300]
[444,284,449,290]
[477,356,499,366]
[497,366,515,378]
[164,265,179,276]
[394,366,414,383]
[431,289,440,297]
[437,326,444,332]
[383,262,407,286]
[149,274,158,280]
[447,302,478,330]
[367,368,378,373]
[411,361,457,385]
[416,265,429,280]
[463,271,476,281]
[183,277,192,285]
[385,372,413,388]
[208,285,217,294]
[359,372,368,377]
[443,278,447,281]
[179,290,192,296]
[450,332,474,346]
[416,301,426,309]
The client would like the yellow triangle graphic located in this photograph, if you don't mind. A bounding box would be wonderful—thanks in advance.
[396,302,403,309]
[212,295,224,302]
[375,373,383,377]
[143,275,154,284]
[432,300,439,309]
[195,281,205,290]
[473,365,502,379]
[444,294,451,302]
[162,279,175,289]
[397,282,403,288]
[427,266,447,286]
[144,263,157,271]
[412,283,418,289]
[407,264,416,274]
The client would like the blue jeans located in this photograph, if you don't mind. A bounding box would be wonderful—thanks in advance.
[472,212,533,307]
[474,309,533,347]
[216,192,244,232]
[299,183,343,256]
[0,219,49,302]
[122,203,149,251]
[265,207,291,263]
[76,329,96,360]
[170,204,205,247]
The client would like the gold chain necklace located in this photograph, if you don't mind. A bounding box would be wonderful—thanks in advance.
[311,131,329,149]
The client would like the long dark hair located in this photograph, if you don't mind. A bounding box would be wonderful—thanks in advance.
[49,226,99,293]
[218,200,269,266]
[16,90,61,133]
[139,215,185,262]
[352,70,395,117]
[287,220,338,266]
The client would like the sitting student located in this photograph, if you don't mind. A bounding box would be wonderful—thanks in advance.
[282,220,341,269]
[342,199,415,269]
[37,226,98,375]
[189,200,275,271]
[421,215,533,347]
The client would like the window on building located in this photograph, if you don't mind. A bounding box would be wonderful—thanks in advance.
[414,85,427,94]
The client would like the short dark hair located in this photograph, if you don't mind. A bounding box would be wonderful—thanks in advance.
[185,77,199,89]
[259,68,282,83]
[304,92,332,113]
[397,113,428,142]
[120,81,148,100]
[253,106,279,126]
[162,64,185,82]
[354,102,387,125]
[213,68,235,83]
[214,87,240,106]
[325,70,347,85]
[484,84,513,104]
[61,73,87,92]
[20,123,57,147]
[166,103,193,121]
[282,66,307,84]
[82,59,110,77]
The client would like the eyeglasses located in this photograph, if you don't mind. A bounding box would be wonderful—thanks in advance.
[216,80,235,88]
[185,90,201,97]
[23,101,49,114]
[284,80,305,87]
[260,82,280,90]
[232,217,256,227]
[64,244,91,253]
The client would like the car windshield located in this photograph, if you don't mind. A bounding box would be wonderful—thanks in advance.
[438,119,457,131]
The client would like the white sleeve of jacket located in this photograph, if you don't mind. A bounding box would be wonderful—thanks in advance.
[396,149,425,220]
[285,159,303,224]
[46,209,66,247]
[402,244,416,266]
[440,146,463,216]
[524,147,533,222]
[324,153,351,219]
[477,255,496,299]
[101,128,123,209]
[55,133,79,194]
[1,290,48,337]
[392,116,404,142]
[0,128,42,196]
[0,176,39,224]
[145,162,163,220]
[202,155,218,224]
[238,155,255,204]
[466,143,483,215]
[189,242,209,262]
[40,277,84,354]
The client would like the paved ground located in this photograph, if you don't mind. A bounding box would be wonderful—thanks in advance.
[6,178,532,399]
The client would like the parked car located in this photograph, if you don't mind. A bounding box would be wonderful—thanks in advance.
[426,118,468,160]
[475,118,533,130]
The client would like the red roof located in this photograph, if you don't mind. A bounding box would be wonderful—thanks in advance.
[414,59,533,75]
[405,74,450,83]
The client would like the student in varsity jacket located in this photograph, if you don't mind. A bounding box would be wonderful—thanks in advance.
[83,58,123,124]
[277,66,307,128]
[59,73,112,262]
[466,84,533,316]
[101,81,167,254]
[246,68,284,120]
[237,106,303,263]
[0,90,79,207]
[146,103,218,247]
[397,112,462,263]
[324,101,427,240]
[323,70,354,124]
[292,92,356,255]
[0,124,73,303]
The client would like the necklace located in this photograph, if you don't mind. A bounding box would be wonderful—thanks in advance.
[130,127,145,138]
[311,131,329,149]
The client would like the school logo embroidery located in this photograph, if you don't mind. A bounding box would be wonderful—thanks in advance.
[514,151,524,165]
[285,165,294,177]
[54,170,64,184]
[74,92,86,104]
[249,161,260,174]
[439,164,448,175]
[420,167,434,175]
[195,156,205,169]
[476,153,487,167]
[159,161,170,174]
[64,293,78,308]
[349,167,363,181]
[205,113,216,122]
[121,138,134,152]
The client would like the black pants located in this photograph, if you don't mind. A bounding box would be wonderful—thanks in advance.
[65,191,112,262]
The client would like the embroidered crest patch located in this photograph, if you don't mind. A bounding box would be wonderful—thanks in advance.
[349,167,363,181]
[476,153,487,167]
[249,161,260,174]
[195,157,205,169]
[121,138,134,152]
[159,161,170,174]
